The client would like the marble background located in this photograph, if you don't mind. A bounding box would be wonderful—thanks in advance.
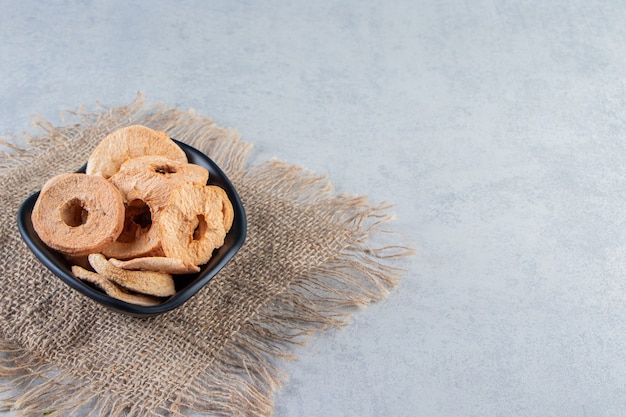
[3,1,626,416]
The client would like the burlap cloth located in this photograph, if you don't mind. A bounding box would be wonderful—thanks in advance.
[0,95,412,417]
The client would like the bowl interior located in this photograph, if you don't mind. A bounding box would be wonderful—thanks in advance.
[17,139,247,316]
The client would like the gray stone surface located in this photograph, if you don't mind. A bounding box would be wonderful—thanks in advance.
[3,1,626,416]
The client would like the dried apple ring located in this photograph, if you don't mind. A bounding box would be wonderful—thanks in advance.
[31,173,125,256]
[118,155,209,187]
[101,197,164,260]
[159,183,229,266]
[86,125,187,179]
[110,155,209,212]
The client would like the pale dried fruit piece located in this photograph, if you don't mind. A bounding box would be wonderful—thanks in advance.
[110,155,208,214]
[207,185,234,232]
[72,265,161,306]
[159,183,229,266]
[88,253,175,297]
[31,173,125,256]
[86,125,187,179]
[109,256,200,274]
[118,155,209,187]
[101,197,164,260]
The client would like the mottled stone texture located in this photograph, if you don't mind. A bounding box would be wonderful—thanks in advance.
[3,1,626,416]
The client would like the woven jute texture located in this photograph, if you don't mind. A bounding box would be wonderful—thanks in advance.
[0,95,412,417]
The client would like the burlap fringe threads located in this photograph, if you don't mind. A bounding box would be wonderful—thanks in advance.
[0,93,413,417]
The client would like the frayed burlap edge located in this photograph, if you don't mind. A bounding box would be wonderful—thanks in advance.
[0,93,414,417]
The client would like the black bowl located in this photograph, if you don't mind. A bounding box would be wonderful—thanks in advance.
[17,140,247,317]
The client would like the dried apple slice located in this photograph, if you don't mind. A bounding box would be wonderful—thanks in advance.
[86,125,187,179]
[109,256,200,274]
[158,183,230,266]
[72,265,161,306]
[88,253,175,297]
[32,173,125,256]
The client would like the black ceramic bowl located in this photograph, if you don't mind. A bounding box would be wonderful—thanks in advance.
[17,140,246,317]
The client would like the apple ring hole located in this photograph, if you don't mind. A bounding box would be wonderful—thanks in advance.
[61,198,89,227]
[193,214,208,241]
[154,164,178,175]
[117,199,152,243]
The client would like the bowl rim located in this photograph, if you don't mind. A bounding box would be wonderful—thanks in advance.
[17,139,247,317]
